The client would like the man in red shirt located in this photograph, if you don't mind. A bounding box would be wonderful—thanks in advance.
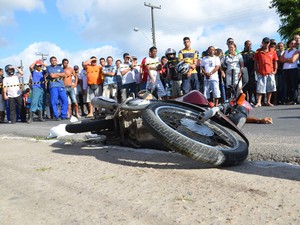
[140,52,150,90]
[254,37,278,107]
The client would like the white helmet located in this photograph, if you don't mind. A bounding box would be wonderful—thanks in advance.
[175,61,190,75]
[165,48,176,57]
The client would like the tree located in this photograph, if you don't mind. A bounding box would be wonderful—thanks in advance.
[270,0,300,41]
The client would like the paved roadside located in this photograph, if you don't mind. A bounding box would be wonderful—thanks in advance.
[0,104,299,165]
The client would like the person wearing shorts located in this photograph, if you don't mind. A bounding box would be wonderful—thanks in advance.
[201,46,221,106]
[83,56,103,118]
[254,37,278,107]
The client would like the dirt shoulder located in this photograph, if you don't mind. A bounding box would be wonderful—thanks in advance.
[0,137,299,225]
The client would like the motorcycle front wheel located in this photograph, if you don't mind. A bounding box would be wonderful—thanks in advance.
[141,102,248,166]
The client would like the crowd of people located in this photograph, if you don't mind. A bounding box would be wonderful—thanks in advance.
[0,34,299,124]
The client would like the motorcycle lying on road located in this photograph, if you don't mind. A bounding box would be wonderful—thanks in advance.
[66,82,251,166]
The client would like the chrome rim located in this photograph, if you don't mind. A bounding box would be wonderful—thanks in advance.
[154,105,238,149]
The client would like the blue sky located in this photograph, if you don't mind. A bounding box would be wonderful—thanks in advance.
[0,0,281,81]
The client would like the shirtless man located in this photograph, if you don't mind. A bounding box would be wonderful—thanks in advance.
[62,58,80,118]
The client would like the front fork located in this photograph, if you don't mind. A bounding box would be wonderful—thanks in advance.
[197,107,220,123]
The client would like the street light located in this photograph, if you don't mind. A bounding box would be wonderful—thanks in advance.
[133,27,153,45]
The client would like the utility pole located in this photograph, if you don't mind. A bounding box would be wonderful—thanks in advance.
[35,52,49,62]
[144,2,161,47]
[19,60,24,91]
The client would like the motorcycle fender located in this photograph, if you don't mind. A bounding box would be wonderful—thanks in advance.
[212,111,249,146]
[121,99,153,111]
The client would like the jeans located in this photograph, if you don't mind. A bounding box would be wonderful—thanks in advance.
[50,87,68,118]
[8,95,23,123]
[284,68,299,102]
[121,82,136,102]
[30,87,45,112]
[65,86,77,104]
[181,73,199,94]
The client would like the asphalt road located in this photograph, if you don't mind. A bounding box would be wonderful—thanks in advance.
[0,104,299,165]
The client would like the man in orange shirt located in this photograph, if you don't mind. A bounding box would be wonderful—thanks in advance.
[254,37,278,107]
[83,56,103,118]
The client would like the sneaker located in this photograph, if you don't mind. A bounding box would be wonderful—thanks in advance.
[85,114,94,118]
[75,114,81,119]
[54,117,61,121]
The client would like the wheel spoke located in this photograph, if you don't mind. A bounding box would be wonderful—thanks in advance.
[155,106,236,149]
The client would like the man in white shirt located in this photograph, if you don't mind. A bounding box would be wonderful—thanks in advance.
[119,53,136,101]
[145,46,166,99]
[2,64,24,123]
[201,46,221,106]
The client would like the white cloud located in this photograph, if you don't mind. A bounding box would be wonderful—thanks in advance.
[55,0,280,57]
[0,41,122,82]
[0,0,45,26]
[0,0,45,11]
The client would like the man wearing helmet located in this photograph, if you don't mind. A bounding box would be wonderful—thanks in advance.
[2,65,24,123]
[27,60,47,123]
[164,48,182,98]
[178,37,200,94]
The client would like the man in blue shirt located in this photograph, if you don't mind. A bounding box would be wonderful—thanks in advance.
[27,60,47,123]
[46,56,68,120]
[102,56,117,99]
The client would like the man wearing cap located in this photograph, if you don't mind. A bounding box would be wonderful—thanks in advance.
[120,53,136,101]
[254,37,278,107]
[83,56,103,118]
[27,60,47,123]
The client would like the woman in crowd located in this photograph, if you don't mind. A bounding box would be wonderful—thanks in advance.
[280,39,299,104]
[221,43,244,98]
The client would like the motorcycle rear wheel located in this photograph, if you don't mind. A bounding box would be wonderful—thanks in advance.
[65,119,114,133]
[142,102,248,166]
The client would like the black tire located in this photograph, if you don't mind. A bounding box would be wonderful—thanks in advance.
[65,119,114,133]
[141,102,248,166]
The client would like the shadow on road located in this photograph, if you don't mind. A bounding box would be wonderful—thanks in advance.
[51,142,300,181]
[278,116,300,119]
